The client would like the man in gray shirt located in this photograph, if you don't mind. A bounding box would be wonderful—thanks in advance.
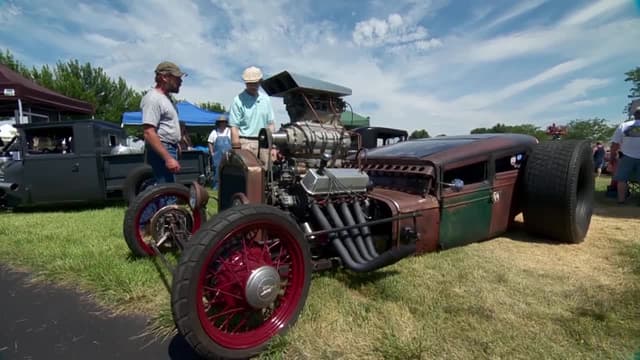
[141,61,186,183]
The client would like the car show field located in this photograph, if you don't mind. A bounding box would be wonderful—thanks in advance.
[0,177,638,359]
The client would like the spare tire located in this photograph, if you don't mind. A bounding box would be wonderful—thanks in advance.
[522,140,594,243]
[123,165,154,205]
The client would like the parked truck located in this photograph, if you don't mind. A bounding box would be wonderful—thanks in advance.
[0,119,210,209]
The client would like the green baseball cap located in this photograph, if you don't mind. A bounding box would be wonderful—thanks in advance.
[155,61,187,77]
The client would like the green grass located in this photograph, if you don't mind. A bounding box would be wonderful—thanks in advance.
[0,176,638,359]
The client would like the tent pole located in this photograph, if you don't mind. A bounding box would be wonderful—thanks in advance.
[17,98,23,124]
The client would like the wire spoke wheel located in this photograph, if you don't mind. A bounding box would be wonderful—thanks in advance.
[171,204,311,360]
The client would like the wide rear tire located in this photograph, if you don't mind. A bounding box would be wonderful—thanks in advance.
[522,140,594,243]
[171,204,311,360]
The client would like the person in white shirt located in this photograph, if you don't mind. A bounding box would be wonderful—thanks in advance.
[207,116,232,189]
[610,100,640,204]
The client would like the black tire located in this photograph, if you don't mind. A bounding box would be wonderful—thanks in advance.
[123,165,154,205]
[171,204,312,360]
[123,183,205,257]
[522,140,594,243]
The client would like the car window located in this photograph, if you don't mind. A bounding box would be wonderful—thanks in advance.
[25,127,74,155]
[443,161,487,186]
[495,153,525,173]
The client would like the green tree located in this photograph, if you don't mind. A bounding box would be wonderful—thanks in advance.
[409,129,430,139]
[624,67,640,99]
[0,49,142,125]
[198,101,226,113]
[470,123,510,134]
[564,118,616,142]
[470,123,546,139]
[624,66,640,116]
[0,49,33,78]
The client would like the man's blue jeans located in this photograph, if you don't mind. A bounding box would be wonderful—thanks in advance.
[146,143,178,184]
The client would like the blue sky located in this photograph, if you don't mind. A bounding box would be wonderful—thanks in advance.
[0,0,639,135]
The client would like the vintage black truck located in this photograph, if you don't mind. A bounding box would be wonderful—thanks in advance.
[0,119,210,208]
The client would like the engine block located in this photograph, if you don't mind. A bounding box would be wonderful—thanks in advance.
[300,168,369,195]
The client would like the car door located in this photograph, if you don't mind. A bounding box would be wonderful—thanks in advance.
[439,159,492,249]
[22,126,102,205]
[489,152,526,237]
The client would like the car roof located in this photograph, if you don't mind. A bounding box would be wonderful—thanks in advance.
[363,133,537,164]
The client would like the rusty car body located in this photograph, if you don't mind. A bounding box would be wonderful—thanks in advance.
[122,71,594,359]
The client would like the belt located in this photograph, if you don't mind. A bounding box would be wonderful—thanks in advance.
[161,141,178,148]
[240,136,259,140]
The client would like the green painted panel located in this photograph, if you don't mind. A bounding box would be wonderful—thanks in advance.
[439,186,492,249]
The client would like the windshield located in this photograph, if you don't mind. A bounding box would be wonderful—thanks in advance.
[1,136,19,154]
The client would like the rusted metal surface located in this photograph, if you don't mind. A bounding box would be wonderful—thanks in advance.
[368,188,440,254]
[489,169,519,237]
[439,182,492,249]
[218,149,264,210]
[426,135,536,166]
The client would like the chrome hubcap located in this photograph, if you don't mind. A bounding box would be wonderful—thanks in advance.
[245,266,281,309]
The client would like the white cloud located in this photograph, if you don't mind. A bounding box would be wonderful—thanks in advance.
[83,33,122,48]
[567,97,610,108]
[522,78,612,115]
[453,59,591,110]
[484,0,548,29]
[559,0,628,26]
[0,1,21,25]
[464,27,570,63]
[352,13,441,51]
[0,0,638,136]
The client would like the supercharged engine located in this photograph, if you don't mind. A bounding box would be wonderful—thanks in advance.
[256,71,365,211]
[219,71,416,272]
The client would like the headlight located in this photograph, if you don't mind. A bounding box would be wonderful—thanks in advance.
[188,181,209,210]
[189,184,197,209]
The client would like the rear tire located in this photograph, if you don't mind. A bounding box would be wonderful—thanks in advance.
[522,140,594,243]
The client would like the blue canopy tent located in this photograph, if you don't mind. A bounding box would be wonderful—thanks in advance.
[121,101,225,127]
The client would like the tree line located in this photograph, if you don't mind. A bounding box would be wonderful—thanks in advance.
[0,49,226,125]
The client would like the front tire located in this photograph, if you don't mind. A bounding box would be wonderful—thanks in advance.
[171,204,311,360]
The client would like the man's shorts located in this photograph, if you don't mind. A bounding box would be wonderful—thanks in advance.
[613,155,640,182]
[239,138,272,165]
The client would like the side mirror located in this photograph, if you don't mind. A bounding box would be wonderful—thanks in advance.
[443,178,464,192]
[10,151,21,161]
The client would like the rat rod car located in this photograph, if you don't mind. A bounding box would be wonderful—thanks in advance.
[122,71,594,359]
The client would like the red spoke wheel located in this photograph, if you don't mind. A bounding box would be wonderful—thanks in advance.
[171,204,311,360]
[123,183,205,257]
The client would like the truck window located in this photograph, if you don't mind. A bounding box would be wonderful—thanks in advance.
[25,127,74,155]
